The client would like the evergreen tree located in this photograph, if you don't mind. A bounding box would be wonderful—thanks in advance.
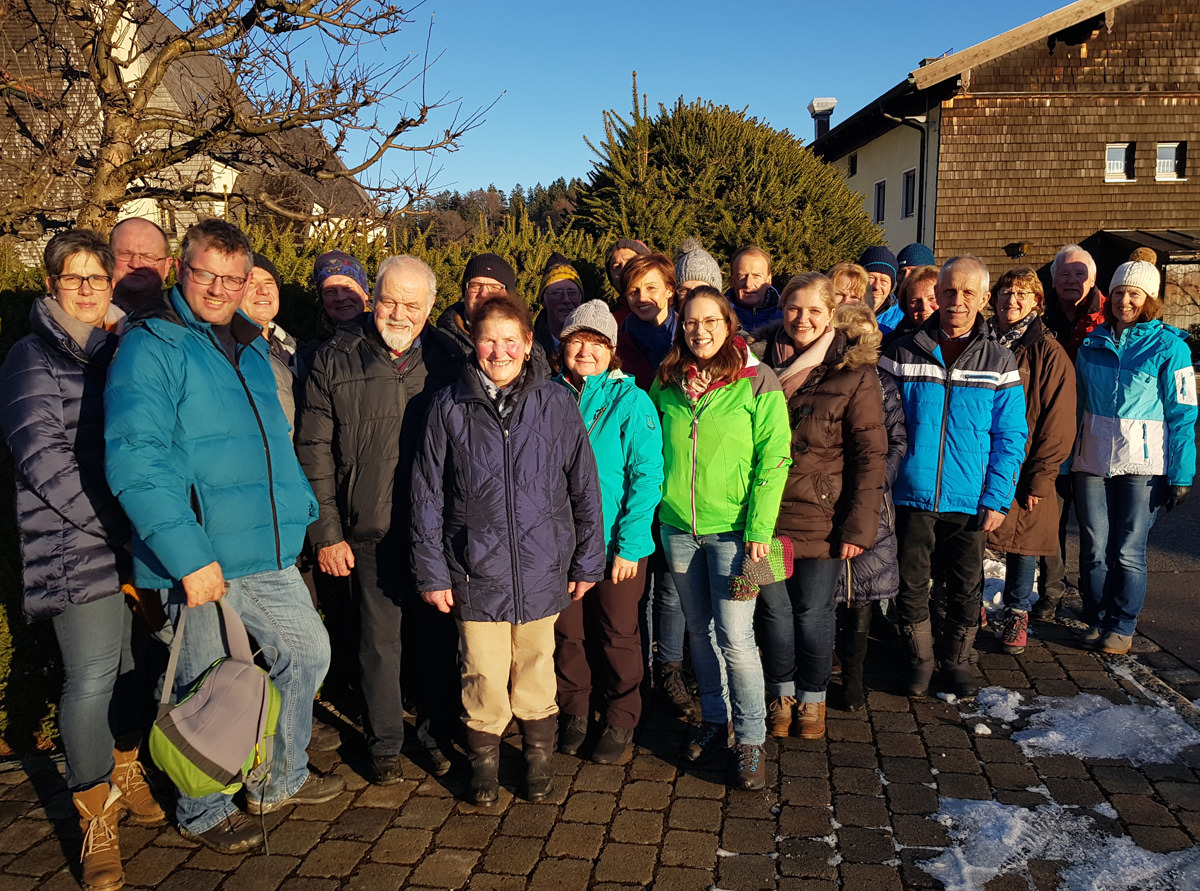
[576,76,882,278]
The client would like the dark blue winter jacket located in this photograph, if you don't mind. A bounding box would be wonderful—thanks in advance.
[410,354,606,624]
[104,287,318,588]
[1,298,130,621]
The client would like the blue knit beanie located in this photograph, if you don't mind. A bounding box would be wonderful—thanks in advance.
[897,243,935,270]
[857,246,898,281]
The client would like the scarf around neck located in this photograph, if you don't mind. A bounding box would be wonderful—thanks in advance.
[776,328,836,399]
[627,309,677,369]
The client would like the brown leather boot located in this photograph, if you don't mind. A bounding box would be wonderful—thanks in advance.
[794,701,826,740]
[111,744,166,826]
[73,783,124,891]
[767,696,796,738]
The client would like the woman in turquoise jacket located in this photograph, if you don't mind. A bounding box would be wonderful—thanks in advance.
[1073,260,1197,654]
[553,301,664,765]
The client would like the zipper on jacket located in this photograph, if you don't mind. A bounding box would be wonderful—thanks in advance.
[932,361,952,513]
[502,423,524,623]
[844,559,852,606]
[217,333,284,570]
[688,393,713,535]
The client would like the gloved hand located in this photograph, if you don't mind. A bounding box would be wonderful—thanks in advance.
[1164,485,1191,512]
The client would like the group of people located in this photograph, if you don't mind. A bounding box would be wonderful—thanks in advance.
[1,216,1196,890]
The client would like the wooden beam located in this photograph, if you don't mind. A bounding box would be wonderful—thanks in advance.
[909,0,1137,90]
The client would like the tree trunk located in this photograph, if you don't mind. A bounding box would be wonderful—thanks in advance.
[75,114,137,231]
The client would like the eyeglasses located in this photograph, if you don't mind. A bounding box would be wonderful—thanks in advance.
[115,250,168,264]
[682,317,725,332]
[184,263,247,290]
[54,273,111,291]
[999,289,1037,300]
[466,281,507,297]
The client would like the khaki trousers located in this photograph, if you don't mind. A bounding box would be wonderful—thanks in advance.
[458,615,559,735]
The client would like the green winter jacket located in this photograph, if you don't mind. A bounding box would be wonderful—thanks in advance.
[555,369,664,563]
[650,351,792,543]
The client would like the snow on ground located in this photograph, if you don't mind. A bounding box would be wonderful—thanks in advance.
[920,798,1200,891]
[973,687,1024,723]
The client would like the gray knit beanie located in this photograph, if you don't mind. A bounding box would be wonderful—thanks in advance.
[559,300,618,347]
[1109,260,1160,300]
[675,238,723,291]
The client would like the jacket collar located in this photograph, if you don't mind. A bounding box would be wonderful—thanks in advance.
[912,312,992,361]
[130,285,264,351]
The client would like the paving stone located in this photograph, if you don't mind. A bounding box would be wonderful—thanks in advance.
[717,852,780,888]
[937,772,991,800]
[1033,679,1080,697]
[545,822,605,860]
[155,869,225,891]
[572,763,625,793]
[834,794,891,828]
[279,879,340,891]
[912,701,960,724]
[870,711,918,734]
[610,808,663,844]
[779,805,834,838]
[983,670,1030,690]
[3,836,67,877]
[724,790,778,819]
[668,797,722,831]
[619,780,672,811]
[1144,764,1198,784]
[828,741,879,768]
[892,814,950,847]
[722,817,776,854]
[898,848,944,888]
[261,818,326,857]
[779,837,838,879]
[887,783,939,815]
[984,762,1040,790]
[466,875,527,891]
[826,720,874,743]
[1072,670,1120,691]
[996,790,1054,808]
[922,724,971,749]
[0,818,53,854]
[562,791,617,824]
[879,756,935,784]
[653,866,714,891]
[1154,781,1200,811]
[343,862,411,890]
[26,868,79,891]
[290,791,354,823]
[1022,661,1066,679]
[222,854,301,891]
[186,847,247,872]
[831,767,882,796]
[1127,824,1193,853]
[1028,858,1067,891]
[779,880,838,891]
[392,795,454,829]
[628,755,678,782]
[1032,755,1090,779]
[867,691,910,712]
[354,779,418,809]
[838,826,895,864]
[781,775,833,806]
[325,805,392,842]
[674,770,727,799]
[295,839,369,877]
[841,862,903,890]
[1090,765,1153,796]
[499,803,557,838]
[595,841,657,884]
[528,857,593,890]
[405,848,479,889]
[480,835,543,875]
[435,814,500,849]
[929,747,984,774]
[124,844,191,886]
[974,738,1025,764]
[780,750,829,777]
[661,829,718,867]
[876,731,926,759]
[982,874,1030,890]
[1109,794,1178,827]
[1042,777,1105,808]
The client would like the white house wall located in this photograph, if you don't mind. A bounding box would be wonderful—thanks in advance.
[832,124,923,252]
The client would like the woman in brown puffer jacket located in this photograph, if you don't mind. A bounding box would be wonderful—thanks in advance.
[986,267,1077,653]
[752,272,887,740]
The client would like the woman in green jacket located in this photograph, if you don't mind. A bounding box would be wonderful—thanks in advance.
[651,287,791,790]
[553,301,665,765]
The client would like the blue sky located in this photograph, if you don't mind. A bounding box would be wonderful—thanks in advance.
[364,0,1065,196]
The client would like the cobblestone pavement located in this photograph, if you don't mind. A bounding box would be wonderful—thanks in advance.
[4,614,1200,891]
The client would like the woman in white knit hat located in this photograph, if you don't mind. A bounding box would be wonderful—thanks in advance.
[1071,260,1197,655]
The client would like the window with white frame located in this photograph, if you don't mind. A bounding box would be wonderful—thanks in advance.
[873,180,886,223]
[1156,142,1187,180]
[901,168,917,219]
[1105,143,1135,182]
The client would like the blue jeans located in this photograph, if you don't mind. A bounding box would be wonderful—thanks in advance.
[787,559,840,703]
[1003,553,1039,613]
[1074,473,1162,636]
[661,525,765,746]
[648,532,686,665]
[163,565,331,834]
[754,581,794,698]
[51,594,136,791]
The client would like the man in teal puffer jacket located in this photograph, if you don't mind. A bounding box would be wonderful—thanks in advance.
[105,220,341,855]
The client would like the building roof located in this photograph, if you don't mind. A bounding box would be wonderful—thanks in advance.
[810,0,1137,161]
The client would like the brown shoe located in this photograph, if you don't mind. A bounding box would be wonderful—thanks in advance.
[793,701,826,740]
[767,696,796,738]
[74,783,124,891]
[111,745,166,827]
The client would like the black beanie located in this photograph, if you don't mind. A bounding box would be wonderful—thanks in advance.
[253,252,280,288]
[462,253,517,296]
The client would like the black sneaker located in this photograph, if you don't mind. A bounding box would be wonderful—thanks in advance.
[730,743,765,791]
[658,662,699,720]
[684,721,730,763]
[591,725,633,764]
[558,714,588,756]
[423,745,451,778]
[180,812,264,854]
[247,771,346,814]
[369,754,406,786]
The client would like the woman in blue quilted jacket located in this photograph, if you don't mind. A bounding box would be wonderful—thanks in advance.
[412,295,606,807]
[0,230,165,891]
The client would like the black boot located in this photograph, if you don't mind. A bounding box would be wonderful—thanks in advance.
[466,729,501,806]
[519,717,556,802]
[839,605,872,712]
[939,623,981,698]
[899,619,934,697]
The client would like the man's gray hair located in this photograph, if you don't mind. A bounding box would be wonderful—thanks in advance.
[375,254,437,306]
[939,255,990,295]
[1050,244,1096,279]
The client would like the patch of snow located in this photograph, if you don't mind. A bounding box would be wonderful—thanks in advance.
[972,723,992,736]
[715,848,737,857]
[827,853,843,867]
[919,798,1200,891]
[1093,802,1118,819]
[817,833,838,847]
[1025,785,1052,799]
[972,687,1024,723]
[937,692,959,703]
[875,768,890,786]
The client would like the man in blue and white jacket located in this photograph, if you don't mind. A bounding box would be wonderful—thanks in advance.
[879,256,1027,698]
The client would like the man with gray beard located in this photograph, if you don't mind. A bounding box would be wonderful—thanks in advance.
[297,255,463,784]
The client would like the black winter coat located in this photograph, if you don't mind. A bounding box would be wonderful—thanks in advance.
[410,355,606,624]
[0,298,130,621]
[297,317,464,552]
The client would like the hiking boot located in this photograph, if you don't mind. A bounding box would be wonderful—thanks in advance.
[247,771,345,814]
[591,725,634,765]
[368,754,405,787]
[307,719,343,753]
[1030,596,1060,624]
[1077,625,1102,646]
[730,743,765,791]
[939,623,981,698]
[794,701,826,740]
[657,661,698,720]
[557,714,589,756]
[110,745,165,827]
[684,721,731,763]
[1001,609,1029,655]
[179,811,264,854]
[74,783,123,891]
[519,717,556,802]
[466,730,501,806]
[1097,632,1133,655]
[767,696,796,738]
